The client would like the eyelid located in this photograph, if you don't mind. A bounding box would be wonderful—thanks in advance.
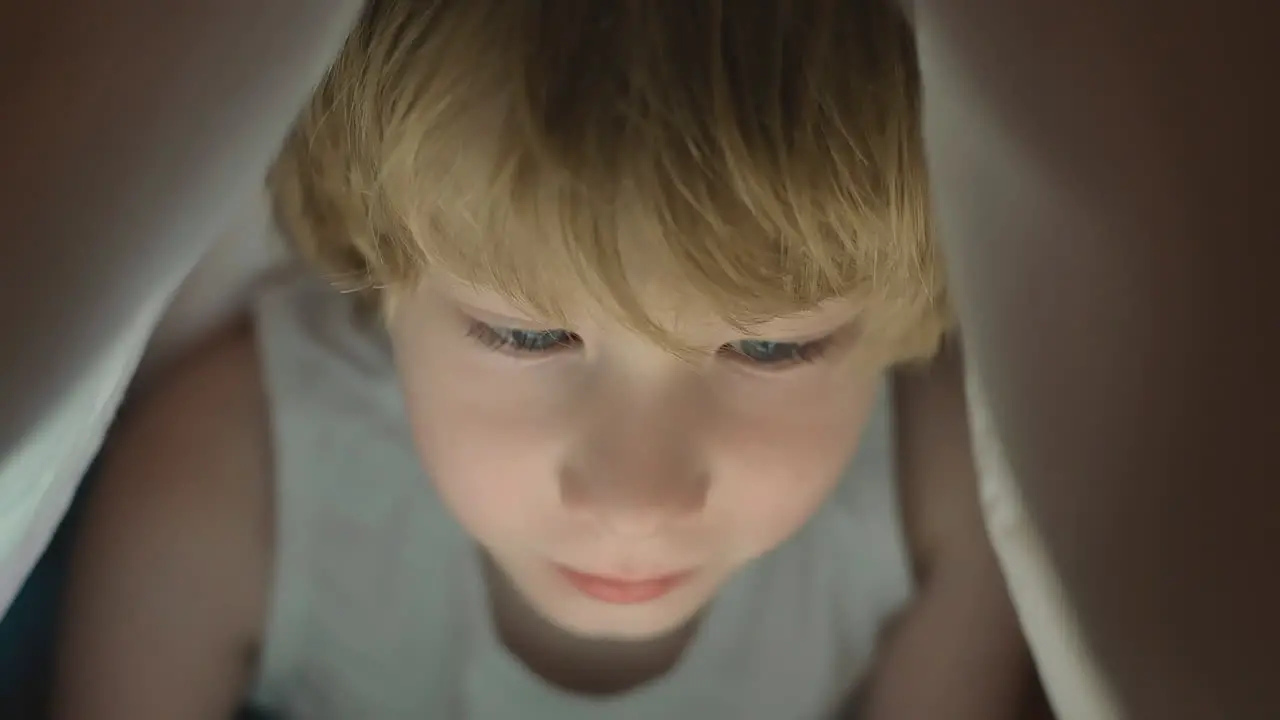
[719,335,835,369]
[465,319,580,356]
[459,305,563,333]
[462,308,857,367]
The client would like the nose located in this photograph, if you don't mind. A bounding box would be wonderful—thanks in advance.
[559,381,709,538]
[560,462,709,538]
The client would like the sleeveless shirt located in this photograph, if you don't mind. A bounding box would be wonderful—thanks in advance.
[247,276,914,719]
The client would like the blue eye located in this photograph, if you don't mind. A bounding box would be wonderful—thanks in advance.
[467,321,579,354]
[724,338,829,366]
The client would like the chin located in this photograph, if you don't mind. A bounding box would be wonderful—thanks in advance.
[540,596,701,642]
[556,615,683,642]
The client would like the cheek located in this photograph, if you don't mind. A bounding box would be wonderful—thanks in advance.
[710,373,878,558]
[392,328,570,546]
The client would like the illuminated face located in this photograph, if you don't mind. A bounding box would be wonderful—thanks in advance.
[390,276,879,641]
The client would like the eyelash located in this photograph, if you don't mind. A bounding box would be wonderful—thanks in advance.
[465,320,835,369]
[719,337,834,368]
[466,321,582,355]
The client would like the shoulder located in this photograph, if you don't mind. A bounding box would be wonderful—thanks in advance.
[891,341,987,577]
[870,347,1039,720]
[70,319,274,646]
[55,320,277,715]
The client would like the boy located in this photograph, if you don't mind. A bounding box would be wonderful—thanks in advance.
[54,1,1041,717]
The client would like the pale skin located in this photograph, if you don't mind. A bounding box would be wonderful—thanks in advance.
[54,282,1042,719]
[10,0,1280,711]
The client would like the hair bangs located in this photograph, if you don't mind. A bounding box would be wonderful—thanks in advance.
[272,0,946,360]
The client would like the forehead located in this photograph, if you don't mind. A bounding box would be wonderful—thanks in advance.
[391,98,879,336]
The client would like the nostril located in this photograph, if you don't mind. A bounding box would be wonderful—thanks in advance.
[559,464,710,533]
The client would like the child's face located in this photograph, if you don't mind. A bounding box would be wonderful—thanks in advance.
[390,275,879,641]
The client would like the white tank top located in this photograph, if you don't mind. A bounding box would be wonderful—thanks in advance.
[247,276,914,719]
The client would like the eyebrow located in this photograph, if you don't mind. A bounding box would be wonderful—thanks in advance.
[451,298,564,330]
[446,281,861,344]
[736,314,862,344]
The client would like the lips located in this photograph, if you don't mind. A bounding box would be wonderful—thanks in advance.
[556,566,691,605]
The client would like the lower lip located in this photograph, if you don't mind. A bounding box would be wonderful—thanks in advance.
[557,567,690,605]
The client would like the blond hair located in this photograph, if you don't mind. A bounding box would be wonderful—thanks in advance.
[271,0,947,361]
